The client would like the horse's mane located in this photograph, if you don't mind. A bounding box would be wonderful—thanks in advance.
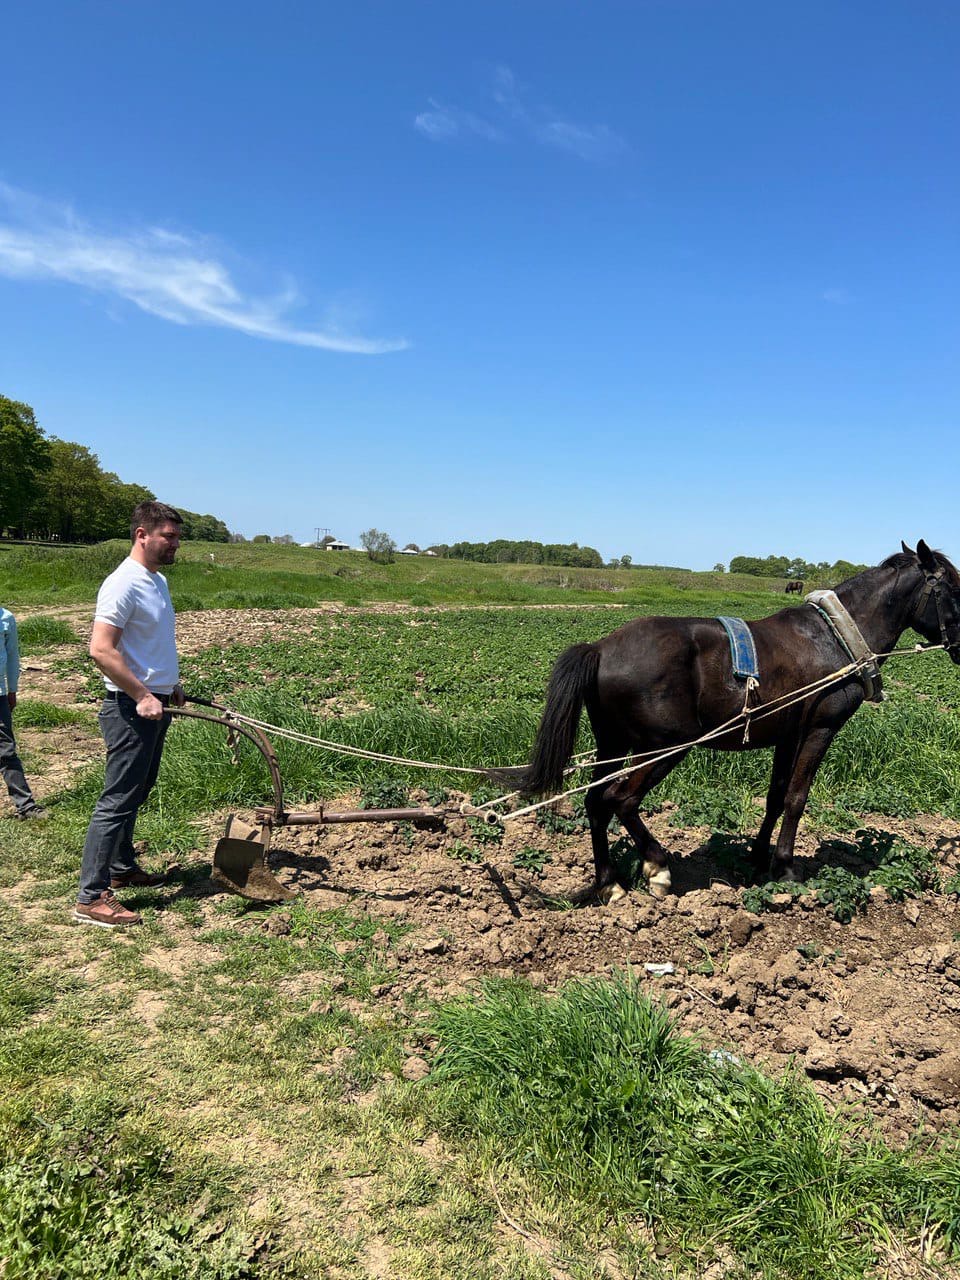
[877,551,916,572]
[875,548,960,585]
[838,548,954,593]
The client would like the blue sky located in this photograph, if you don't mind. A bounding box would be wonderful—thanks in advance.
[1,1,957,567]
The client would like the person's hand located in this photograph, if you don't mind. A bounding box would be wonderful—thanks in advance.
[171,684,186,708]
[136,692,165,720]
[6,692,16,711]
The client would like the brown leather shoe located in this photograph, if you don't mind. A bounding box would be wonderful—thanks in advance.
[110,867,165,889]
[72,890,142,928]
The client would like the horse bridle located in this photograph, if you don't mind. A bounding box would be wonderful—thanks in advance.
[914,564,960,659]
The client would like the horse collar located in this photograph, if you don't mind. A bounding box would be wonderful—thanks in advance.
[804,590,885,702]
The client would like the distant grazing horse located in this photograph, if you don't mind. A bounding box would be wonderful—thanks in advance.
[785,579,804,594]
[498,542,960,899]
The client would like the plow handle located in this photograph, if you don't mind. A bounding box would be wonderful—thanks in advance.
[166,702,286,820]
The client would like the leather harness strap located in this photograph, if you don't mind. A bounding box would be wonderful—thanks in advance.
[914,565,957,656]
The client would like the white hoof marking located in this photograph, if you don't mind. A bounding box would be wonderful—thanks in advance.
[602,883,628,906]
[644,863,673,898]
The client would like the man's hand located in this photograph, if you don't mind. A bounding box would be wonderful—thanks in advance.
[171,683,186,708]
[136,692,166,720]
[6,692,16,711]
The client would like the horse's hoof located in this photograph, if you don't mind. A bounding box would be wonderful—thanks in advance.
[646,870,673,899]
[600,883,629,906]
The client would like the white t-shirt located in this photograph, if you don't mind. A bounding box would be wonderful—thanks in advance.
[94,556,179,694]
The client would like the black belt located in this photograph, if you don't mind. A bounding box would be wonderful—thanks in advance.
[103,691,171,705]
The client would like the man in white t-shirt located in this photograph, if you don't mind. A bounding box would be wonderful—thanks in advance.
[73,501,186,928]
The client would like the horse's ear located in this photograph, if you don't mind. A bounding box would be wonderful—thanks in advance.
[901,540,914,555]
[917,539,937,571]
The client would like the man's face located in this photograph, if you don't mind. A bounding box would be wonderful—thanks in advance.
[137,521,181,570]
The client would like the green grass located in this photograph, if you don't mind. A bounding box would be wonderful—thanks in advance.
[13,616,79,651]
[1,538,792,609]
[0,1102,259,1280]
[421,973,960,1279]
[11,699,89,728]
[0,930,271,1278]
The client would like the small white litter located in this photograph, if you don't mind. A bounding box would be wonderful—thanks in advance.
[707,1048,742,1069]
[643,962,676,977]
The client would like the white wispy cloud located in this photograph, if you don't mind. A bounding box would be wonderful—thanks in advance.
[821,287,854,306]
[415,65,630,163]
[0,182,406,354]
[414,98,503,143]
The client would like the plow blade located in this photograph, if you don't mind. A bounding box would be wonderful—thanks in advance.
[211,815,298,903]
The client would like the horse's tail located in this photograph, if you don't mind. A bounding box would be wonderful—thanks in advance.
[488,643,600,797]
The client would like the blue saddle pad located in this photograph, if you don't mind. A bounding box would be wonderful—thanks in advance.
[716,616,760,682]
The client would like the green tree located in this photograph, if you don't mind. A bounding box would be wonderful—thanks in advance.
[360,528,396,563]
[0,396,51,535]
[98,475,155,540]
[33,440,108,541]
[177,509,230,542]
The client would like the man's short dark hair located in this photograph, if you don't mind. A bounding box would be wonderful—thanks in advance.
[130,501,183,542]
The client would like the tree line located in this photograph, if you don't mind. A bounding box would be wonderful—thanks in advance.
[427,539,604,569]
[0,395,230,543]
[727,554,868,580]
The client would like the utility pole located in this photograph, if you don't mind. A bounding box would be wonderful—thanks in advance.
[314,526,330,547]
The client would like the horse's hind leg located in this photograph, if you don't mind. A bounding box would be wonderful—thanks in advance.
[584,758,624,899]
[603,751,689,898]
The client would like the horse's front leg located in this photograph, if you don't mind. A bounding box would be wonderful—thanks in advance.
[752,730,801,878]
[770,726,837,880]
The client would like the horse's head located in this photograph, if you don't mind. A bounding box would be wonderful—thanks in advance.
[904,539,960,663]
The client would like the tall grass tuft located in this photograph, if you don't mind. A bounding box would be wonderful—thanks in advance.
[423,973,960,1278]
[10,700,89,729]
[14,616,79,652]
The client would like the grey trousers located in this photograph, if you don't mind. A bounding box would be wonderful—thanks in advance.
[0,697,38,814]
[78,694,170,903]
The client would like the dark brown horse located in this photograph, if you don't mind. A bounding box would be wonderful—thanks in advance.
[500,541,960,899]
[785,579,804,594]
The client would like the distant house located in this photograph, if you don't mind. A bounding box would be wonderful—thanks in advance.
[397,547,419,555]
[325,540,351,551]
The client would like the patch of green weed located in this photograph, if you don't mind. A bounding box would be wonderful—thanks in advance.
[512,847,552,875]
[14,617,79,651]
[10,700,89,729]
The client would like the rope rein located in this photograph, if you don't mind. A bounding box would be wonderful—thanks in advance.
[188,639,946,824]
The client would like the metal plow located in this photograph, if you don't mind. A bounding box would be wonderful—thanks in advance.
[212,814,296,903]
[169,699,447,903]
